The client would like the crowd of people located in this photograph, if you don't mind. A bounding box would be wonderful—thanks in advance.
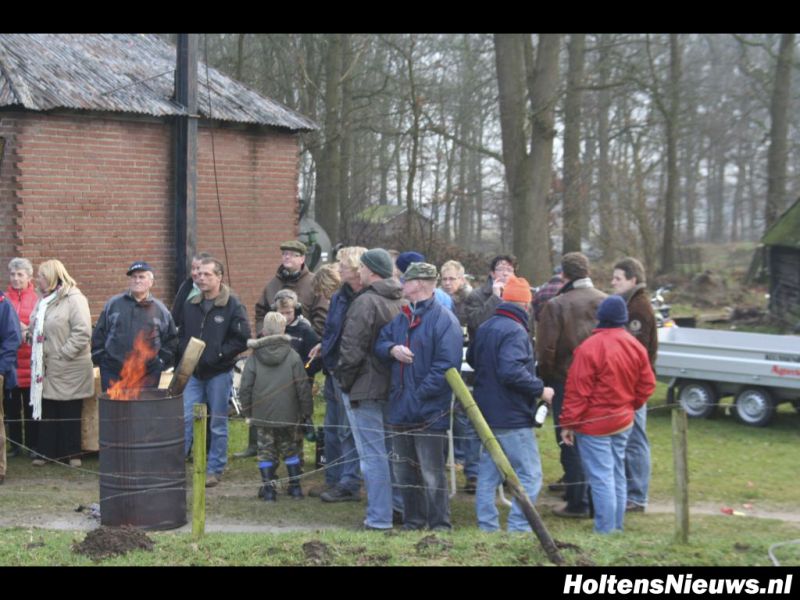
[0,243,658,535]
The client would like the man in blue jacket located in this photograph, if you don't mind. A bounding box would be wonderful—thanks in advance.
[92,261,178,391]
[376,262,463,531]
[467,274,554,532]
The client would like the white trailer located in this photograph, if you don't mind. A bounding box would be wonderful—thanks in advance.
[655,327,800,426]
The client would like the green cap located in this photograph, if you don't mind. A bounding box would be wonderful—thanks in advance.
[403,262,438,281]
[280,240,308,255]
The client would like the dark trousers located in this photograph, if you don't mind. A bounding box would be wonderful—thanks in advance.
[4,387,38,453]
[550,379,590,513]
[393,428,450,531]
[37,398,83,461]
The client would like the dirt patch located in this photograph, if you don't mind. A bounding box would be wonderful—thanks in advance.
[415,534,453,555]
[72,525,154,561]
[302,540,332,565]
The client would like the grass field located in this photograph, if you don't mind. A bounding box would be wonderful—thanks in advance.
[1,379,798,566]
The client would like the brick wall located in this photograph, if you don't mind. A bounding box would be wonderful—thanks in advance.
[0,111,299,327]
[0,116,21,268]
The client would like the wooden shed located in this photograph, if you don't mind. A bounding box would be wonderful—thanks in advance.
[762,197,800,326]
[0,33,316,323]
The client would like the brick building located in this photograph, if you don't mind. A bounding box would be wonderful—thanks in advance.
[0,34,316,324]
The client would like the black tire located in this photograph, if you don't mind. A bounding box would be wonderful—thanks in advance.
[677,381,717,419]
[733,387,775,427]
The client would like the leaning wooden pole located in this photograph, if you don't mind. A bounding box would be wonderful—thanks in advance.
[445,368,565,565]
[192,403,207,540]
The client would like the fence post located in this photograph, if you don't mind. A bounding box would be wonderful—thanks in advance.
[192,403,207,540]
[671,402,689,543]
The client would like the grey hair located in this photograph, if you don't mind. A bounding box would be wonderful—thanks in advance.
[262,311,287,336]
[8,257,34,276]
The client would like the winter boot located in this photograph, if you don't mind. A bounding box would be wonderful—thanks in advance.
[285,458,304,500]
[258,462,277,502]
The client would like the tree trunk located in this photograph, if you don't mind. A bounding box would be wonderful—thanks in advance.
[660,34,681,274]
[316,34,343,241]
[495,34,560,284]
[562,34,586,255]
[596,35,614,259]
[765,33,795,229]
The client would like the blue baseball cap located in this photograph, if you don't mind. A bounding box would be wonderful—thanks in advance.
[127,261,154,276]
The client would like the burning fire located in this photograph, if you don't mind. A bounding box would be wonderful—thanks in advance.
[107,332,157,400]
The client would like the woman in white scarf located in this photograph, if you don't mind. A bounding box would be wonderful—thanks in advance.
[29,260,94,468]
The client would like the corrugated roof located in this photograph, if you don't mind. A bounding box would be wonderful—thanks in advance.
[0,34,317,131]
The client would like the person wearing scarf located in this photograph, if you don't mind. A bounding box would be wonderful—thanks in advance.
[29,260,94,468]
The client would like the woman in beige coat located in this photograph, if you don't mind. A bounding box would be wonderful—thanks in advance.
[29,260,94,467]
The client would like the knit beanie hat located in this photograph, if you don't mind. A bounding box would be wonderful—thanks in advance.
[502,275,532,304]
[596,295,628,328]
[360,248,394,279]
[396,251,425,273]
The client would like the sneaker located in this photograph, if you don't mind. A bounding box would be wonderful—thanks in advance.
[320,486,359,503]
[463,477,477,495]
[552,504,591,519]
[69,458,82,468]
[32,459,46,467]
[626,502,645,513]
[548,477,567,493]
[205,473,222,488]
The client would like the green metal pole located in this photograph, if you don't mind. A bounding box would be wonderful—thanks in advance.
[445,368,564,565]
[192,403,207,540]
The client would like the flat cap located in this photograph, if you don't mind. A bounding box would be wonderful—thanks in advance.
[280,240,308,255]
[403,262,438,281]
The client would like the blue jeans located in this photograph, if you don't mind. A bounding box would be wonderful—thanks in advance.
[576,429,631,534]
[342,393,395,529]
[476,428,543,532]
[183,371,233,476]
[625,404,650,506]
[393,429,450,530]
[550,379,589,512]
[452,403,480,479]
[325,376,361,493]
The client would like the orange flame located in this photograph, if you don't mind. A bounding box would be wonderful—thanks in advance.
[107,332,157,400]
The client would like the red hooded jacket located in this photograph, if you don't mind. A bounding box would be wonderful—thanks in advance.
[5,282,37,387]
[560,327,656,436]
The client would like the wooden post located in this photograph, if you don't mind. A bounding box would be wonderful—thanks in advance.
[671,403,689,543]
[192,403,207,540]
[445,368,565,565]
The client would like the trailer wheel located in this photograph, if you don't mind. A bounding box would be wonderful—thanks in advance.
[733,388,775,427]
[677,381,717,419]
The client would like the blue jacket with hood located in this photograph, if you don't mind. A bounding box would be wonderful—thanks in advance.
[375,295,462,431]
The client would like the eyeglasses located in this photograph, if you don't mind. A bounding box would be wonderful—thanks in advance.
[281,251,302,258]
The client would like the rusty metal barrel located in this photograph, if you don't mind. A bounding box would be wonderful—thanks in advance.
[99,389,186,530]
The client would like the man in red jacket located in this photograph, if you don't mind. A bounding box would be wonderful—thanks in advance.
[559,295,655,534]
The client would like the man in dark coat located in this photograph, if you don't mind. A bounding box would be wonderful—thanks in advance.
[537,252,606,518]
[467,275,553,531]
[92,261,178,391]
[330,248,404,529]
[375,262,463,531]
[611,256,658,513]
[255,240,329,337]
[176,258,251,488]
[463,254,517,342]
